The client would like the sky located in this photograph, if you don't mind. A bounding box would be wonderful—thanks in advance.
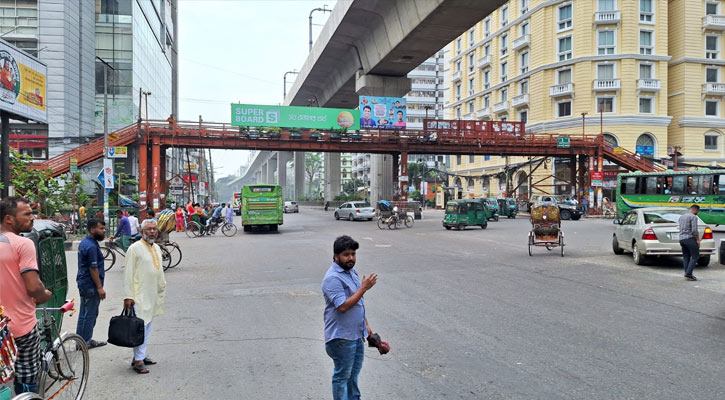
[177,0,336,178]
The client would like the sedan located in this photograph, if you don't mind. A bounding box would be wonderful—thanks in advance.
[283,201,299,213]
[334,202,375,221]
[612,207,715,266]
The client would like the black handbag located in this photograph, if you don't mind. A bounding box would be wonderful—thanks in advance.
[108,306,145,347]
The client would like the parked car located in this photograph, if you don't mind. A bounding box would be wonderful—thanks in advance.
[528,194,582,220]
[612,207,715,266]
[283,201,299,213]
[334,201,375,221]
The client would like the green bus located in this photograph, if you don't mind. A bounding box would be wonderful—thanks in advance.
[616,169,725,225]
[241,184,283,231]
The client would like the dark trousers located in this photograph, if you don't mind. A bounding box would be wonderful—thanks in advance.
[680,237,699,277]
[76,288,100,343]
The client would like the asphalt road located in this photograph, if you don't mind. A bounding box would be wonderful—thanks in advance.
[62,209,725,399]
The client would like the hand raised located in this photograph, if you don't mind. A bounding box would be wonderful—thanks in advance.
[361,273,378,291]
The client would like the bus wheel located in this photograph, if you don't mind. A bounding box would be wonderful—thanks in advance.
[243,225,251,232]
[270,225,278,232]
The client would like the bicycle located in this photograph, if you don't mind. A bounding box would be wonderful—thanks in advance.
[376,212,414,230]
[185,218,237,238]
[1,313,45,400]
[101,237,173,272]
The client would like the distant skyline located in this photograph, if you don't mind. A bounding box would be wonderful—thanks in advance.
[178,0,337,177]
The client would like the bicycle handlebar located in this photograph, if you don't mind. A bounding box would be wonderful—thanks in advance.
[37,299,75,316]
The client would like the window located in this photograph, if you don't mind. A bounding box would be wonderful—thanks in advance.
[468,100,475,113]
[519,110,528,123]
[468,78,475,95]
[640,0,653,23]
[483,95,490,108]
[484,44,490,57]
[500,116,507,121]
[520,51,529,73]
[597,97,614,113]
[468,53,475,73]
[501,87,508,102]
[707,35,719,59]
[501,5,509,26]
[469,155,475,163]
[457,155,462,165]
[456,38,462,54]
[483,69,490,89]
[636,134,656,157]
[598,0,616,11]
[484,18,490,37]
[707,2,720,15]
[557,101,572,117]
[501,33,508,56]
[501,61,508,81]
[706,132,720,151]
[706,100,719,116]
[456,106,461,119]
[639,63,653,79]
[639,97,653,113]
[558,3,573,31]
[455,84,461,101]
[557,68,572,84]
[558,36,572,61]
[597,63,615,80]
[469,29,475,47]
[456,61,462,72]
[597,30,616,55]
[639,30,653,55]
[521,0,529,14]
[520,21,529,36]
[707,67,719,83]
[520,79,529,94]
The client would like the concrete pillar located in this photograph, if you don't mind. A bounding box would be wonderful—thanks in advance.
[267,155,277,184]
[277,151,289,193]
[324,152,341,201]
[355,72,411,97]
[370,154,393,203]
[261,162,268,184]
[294,151,305,200]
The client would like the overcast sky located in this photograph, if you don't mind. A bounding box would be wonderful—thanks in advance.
[177,0,336,177]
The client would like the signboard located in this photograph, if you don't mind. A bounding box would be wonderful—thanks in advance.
[97,165,116,188]
[69,157,78,174]
[103,159,114,189]
[613,146,624,154]
[635,145,654,155]
[169,176,183,186]
[198,182,207,196]
[358,96,406,130]
[183,174,198,184]
[557,136,570,149]
[231,104,360,130]
[0,39,47,123]
[590,171,603,187]
[106,146,127,158]
[184,163,198,173]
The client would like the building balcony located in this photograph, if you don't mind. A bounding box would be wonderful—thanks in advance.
[463,112,475,120]
[703,82,725,95]
[493,101,509,114]
[405,96,437,103]
[477,55,491,69]
[594,10,621,25]
[512,34,530,51]
[412,83,437,90]
[593,79,620,91]
[550,82,574,97]
[406,108,428,117]
[637,78,661,91]
[703,15,725,30]
[476,107,491,119]
[452,71,462,82]
[511,94,529,108]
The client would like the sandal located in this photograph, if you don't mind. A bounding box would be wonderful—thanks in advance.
[132,363,149,374]
[131,358,156,366]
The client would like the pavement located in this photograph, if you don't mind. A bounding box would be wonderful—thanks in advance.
[61,208,725,399]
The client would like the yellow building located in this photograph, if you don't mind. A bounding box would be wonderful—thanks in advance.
[445,0,677,200]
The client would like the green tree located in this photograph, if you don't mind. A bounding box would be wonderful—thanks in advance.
[305,152,323,196]
[6,149,77,216]
[407,162,428,191]
[342,178,364,195]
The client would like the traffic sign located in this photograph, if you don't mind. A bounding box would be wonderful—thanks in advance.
[97,165,116,189]
[556,136,570,149]
[590,171,603,187]
[69,157,78,174]
[106,146,127,158]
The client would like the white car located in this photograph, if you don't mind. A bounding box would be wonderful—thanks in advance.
[334,202,375,221]
[612,207,715,266]
[283,201,299,213]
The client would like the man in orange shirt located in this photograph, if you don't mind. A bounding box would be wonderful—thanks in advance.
[0,197,52,395]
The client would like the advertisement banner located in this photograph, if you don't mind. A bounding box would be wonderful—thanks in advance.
[635,145,654,155]
[103,159,114,189]
[231,104,359,130]
[183,175,198,184]
[0,39,47,123]
[106,146,127,158]
[358,96,406,130]
[590,171,603,187]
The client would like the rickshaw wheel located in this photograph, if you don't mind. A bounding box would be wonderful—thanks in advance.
[528,243,532,256]
[528,233,533,256]
[444,226,452,230]
[560,236,565,257]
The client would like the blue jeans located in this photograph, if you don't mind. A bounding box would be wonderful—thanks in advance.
[76,288,100,343]
[325,338,365,400]
[680,237,699,277]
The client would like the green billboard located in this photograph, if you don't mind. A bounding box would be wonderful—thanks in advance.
[231,104,360,130]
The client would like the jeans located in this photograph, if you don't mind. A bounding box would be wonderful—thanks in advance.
[582,204,588,216]
[680,237,700,277]
[325,338,364,400]
[76,288,100,343]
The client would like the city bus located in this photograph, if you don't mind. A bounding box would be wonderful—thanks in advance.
[616,169,725,225]
[241,184,283,231]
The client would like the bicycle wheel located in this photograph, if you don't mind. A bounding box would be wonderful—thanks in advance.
[101,246,116,271]
[404,215,414,228]
[166,242,182,268]
[377,217,387,230]
[38,333,88,400]
[185,221,201,238]
[12,394,45,400]
[221,222,237,237]
[160,246,172,271]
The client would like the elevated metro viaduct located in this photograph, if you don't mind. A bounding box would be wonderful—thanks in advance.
[37,120,662,210]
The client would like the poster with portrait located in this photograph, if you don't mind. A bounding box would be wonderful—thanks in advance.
[358,96,406,130]
[0,39,46,123]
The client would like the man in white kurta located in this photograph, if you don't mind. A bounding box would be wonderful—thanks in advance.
[123,220,167,374]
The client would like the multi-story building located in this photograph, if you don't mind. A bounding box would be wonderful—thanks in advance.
[340,153,352,187]
[445,0,675,200]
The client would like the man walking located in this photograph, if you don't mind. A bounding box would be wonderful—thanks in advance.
[225,202,234,224]
[321,235,378,400]
[76,218,108,349]
[123,219,167,374]
[128,210,140,240]
[678,204,701,281]
[113,209,131,252]
[0,197,52,394]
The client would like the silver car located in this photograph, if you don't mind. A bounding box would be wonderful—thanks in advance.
[612,207,715,266]
[334,201,375,221]
[283,201,299,213]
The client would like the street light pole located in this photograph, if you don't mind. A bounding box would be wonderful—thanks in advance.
[283,70,299,99]
[96,56,115,227]
[309,5,331,52]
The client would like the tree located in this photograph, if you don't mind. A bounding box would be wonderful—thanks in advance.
[7,149,77,216]
[343,178,364,195]
[305,152,323,196]
[407,162,428,191]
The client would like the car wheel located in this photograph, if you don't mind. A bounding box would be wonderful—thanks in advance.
[560,209,572,220]
[445,226,452,230]
[632,241,646,265]
[612,235,624,255]
[348,214,354,221]
[334,212,339,220]
[571,214,581,221]
[697,255,711,267]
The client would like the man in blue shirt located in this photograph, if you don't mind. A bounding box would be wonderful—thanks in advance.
[76,218,107,348]
[212,203,224,224]
[114,209,131,251]
[321,236,378,400]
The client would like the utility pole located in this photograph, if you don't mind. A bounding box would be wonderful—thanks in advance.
[309,5,332,52]
[97,56,115,226]
[283,70,299,99]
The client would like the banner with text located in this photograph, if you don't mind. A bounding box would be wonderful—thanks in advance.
[231,104,359,130]
[0,39,47,123]
[358,96,406,130]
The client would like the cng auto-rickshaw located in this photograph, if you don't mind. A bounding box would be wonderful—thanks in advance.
[442,199,492,230]
[484,198,500,221]
[497,198,518,219]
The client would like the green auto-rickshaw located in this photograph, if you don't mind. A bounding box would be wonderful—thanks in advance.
[497,198,518,219]
[442,199,491,230]
[484,198,500,221]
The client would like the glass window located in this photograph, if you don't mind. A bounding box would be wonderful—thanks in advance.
[501,61,508,81]
[557,68,572,84]
[640,30,653,55]
[598,63,615,79]
[501,87,508,102]
[520,51,529,73]
[557,101,572,117]
[558,36,572,60]
[468,53,475,72]
[455,84,461,100]
[501,5,508,26]
[468,100,474,113]
[456,155,462,165]
[501,33,508,56]
[598,0,616,11]
[521,0,529,13]
[456,60,461,72]
[484,95,490,107]
[484,44,490,56]
[705,133,719,150]
[456,106,461,119]
[484,18,490,36]
[706,2,719,15]
[625,177,637,195]
[456,38,462,54]
[640,0,653,22]
[646,176,658,194]
[469,155,475,163]
[706,100,719,117]
[639,63,653,79]
[598,97,614,113]
[469,29,475,46]
[483,69,490,88]
[707,67,719,83]
[707,36,719,59]
[520,21,529,36]
[469,78,475,95]
[672,175,686,194]
[639,97,653,113]
[598,30,615,55]
[519,110,528,123]
[520,79,529,94]
[558,3,573,30]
